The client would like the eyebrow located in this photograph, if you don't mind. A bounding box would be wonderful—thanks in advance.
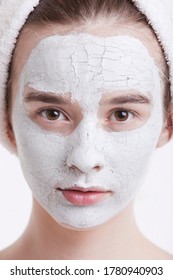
[24,92,71,105]
[100,94,151,106]
[24,91,151,106]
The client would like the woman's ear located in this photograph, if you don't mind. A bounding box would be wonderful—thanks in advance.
[156,125,172,148]
[157,128,169,148]
[157,111,173,148]
[7,119,17,149]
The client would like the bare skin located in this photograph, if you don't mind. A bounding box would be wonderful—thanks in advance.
[0,20,172,260]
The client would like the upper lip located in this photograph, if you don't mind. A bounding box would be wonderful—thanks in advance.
[56,185,110,193]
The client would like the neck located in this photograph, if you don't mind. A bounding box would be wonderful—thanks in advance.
[21,198,143,259]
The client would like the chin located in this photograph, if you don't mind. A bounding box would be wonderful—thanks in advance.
[50,211,121,231]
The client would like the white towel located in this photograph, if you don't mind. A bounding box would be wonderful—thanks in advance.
[0,0,173,152]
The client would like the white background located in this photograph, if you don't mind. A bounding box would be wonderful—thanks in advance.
[0,141,173,254]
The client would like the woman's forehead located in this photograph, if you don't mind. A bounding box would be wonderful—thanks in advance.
[20,33,160,102]
[13,21,164,80]
[10,22,165,111]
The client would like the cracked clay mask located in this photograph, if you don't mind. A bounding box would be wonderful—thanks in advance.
[12,34,163,229]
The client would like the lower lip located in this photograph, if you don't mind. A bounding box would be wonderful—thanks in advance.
[60,190,111,206]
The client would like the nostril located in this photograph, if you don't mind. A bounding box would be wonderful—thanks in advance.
[70,165,77,170]
[69,163,103,173]
[94,165,103,172]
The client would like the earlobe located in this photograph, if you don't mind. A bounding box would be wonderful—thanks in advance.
[156,127,171,148]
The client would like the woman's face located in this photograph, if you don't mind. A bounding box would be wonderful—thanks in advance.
[9,23,169,229]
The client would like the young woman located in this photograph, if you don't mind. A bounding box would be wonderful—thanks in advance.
[0,0,173,259]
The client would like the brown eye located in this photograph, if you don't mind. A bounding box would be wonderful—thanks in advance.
[40,109,67,121]
[113,110,130,122]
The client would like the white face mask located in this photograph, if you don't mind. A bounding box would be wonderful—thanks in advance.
[12,34,163,229]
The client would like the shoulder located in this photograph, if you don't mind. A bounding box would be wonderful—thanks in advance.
[149,246,173,260]
[0,247,14,260]
[131,231,173,259]
[0,249,8,260]
[0,243,25,260]
[0,238,35,260]
[139,237,173,260]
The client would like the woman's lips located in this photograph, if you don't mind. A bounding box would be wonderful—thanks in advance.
[57,187,112,206]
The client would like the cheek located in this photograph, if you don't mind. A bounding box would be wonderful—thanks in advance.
[101,131,153,189]
[13,113,72,189]
[101,103,163,191]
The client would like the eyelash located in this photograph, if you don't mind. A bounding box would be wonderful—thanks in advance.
[107,108,138,123]
[36,107,69,121]
[34,107,138,125]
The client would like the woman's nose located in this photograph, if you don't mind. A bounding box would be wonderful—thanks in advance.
[67,147,105,174]
[66,123,105,174]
